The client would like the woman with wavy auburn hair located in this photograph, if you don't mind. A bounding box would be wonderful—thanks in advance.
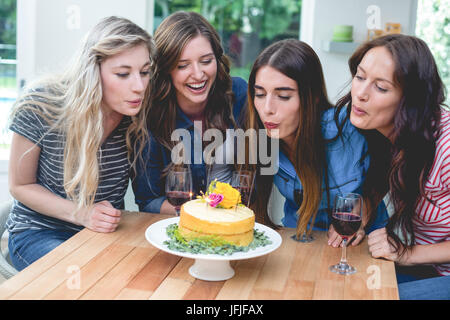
[245,39,388,244]
[132,11,247,214]
[335,34,450,299]
[7,16,155,270]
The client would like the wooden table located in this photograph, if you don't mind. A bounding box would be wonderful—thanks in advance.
[0,212,398,300]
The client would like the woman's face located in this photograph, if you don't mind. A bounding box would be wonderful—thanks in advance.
[170,35,218,116]
[350,46,403,139]
[100,44,151,118]
[253,65,300,146]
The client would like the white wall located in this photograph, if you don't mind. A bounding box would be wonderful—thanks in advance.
[301,0,418,103]
[17,0,154,89]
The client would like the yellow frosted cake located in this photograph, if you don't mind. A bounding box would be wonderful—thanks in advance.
[178,180,255,246]
[179,199,255,246]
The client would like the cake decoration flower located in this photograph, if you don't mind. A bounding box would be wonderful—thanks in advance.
[207,193,224,207]
[212,181,241,209]
[198,179,242,209]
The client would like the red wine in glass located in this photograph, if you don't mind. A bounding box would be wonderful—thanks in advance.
[165,167,192,215]
[329,193,363,275]
[331,212,362,240]
[167,191,191,212]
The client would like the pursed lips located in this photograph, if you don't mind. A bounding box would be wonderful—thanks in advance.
[126,99,142,105]
[352,104,367,115]
[264,122,279,129]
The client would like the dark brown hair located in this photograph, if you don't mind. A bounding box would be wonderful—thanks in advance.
[335,34,447,254]
[245,39,333,237]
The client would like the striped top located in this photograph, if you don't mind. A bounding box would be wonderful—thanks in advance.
[7,107,131,234]
[414,109,450,276]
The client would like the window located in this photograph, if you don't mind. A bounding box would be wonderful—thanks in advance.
[415,0,450,106]
[154,0,302,80]
[0,0,16,160]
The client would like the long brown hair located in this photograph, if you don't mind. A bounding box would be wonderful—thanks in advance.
[335,34,447,254]
[246,39,333,237]
[148,11,235,150]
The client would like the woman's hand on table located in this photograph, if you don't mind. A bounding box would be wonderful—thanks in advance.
[80,200,122,233]
[367,227,407,263]
[327,225,365,247]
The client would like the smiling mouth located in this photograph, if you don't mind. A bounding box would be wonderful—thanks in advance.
[186,81,207,91]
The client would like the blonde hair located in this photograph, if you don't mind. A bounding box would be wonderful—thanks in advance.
[10,16,155,210]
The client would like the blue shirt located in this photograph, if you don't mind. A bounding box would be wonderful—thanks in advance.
[132,77,248,213]
[273,107,388,231]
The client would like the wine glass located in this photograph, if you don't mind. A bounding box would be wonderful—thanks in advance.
[165,166,193,216]
[329,193,362,275]
[231,170,255,207]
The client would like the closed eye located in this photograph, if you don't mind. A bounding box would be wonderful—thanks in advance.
[376,85,388,92]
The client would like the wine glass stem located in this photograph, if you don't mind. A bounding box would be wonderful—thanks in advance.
[340,238,348,265]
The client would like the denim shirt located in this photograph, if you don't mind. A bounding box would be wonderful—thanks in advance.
[273,107,388,231]
[132,77,248,213]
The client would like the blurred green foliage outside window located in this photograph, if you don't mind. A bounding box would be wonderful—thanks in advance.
[154,0,302,81]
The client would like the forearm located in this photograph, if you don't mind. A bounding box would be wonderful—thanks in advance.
[10,183,82,225]
[401,241,450,266]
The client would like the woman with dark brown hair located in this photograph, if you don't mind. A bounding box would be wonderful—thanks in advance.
[335,34,449,299]
[246,39,388,245]
[132,11,247,214]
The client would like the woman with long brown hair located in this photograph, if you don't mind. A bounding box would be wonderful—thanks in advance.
[246,39,388,245]
[335,34,449,299]
[132,11,247,214]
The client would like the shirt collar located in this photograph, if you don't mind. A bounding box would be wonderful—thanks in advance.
[175,106,194,130]
[278,150,298,179]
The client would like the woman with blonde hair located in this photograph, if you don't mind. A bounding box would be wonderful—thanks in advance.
[7,16,155,270]
[132,11,247,214]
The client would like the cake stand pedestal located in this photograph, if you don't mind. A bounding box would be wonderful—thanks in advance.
[189,259,234,281]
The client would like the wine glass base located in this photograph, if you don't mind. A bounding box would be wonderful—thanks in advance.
[329,262,356,275]
[291,234,314,243]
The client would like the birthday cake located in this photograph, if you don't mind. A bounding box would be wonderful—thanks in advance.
[178,181,255,246]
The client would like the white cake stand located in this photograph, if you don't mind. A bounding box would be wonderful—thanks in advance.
[145,217,282,281]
